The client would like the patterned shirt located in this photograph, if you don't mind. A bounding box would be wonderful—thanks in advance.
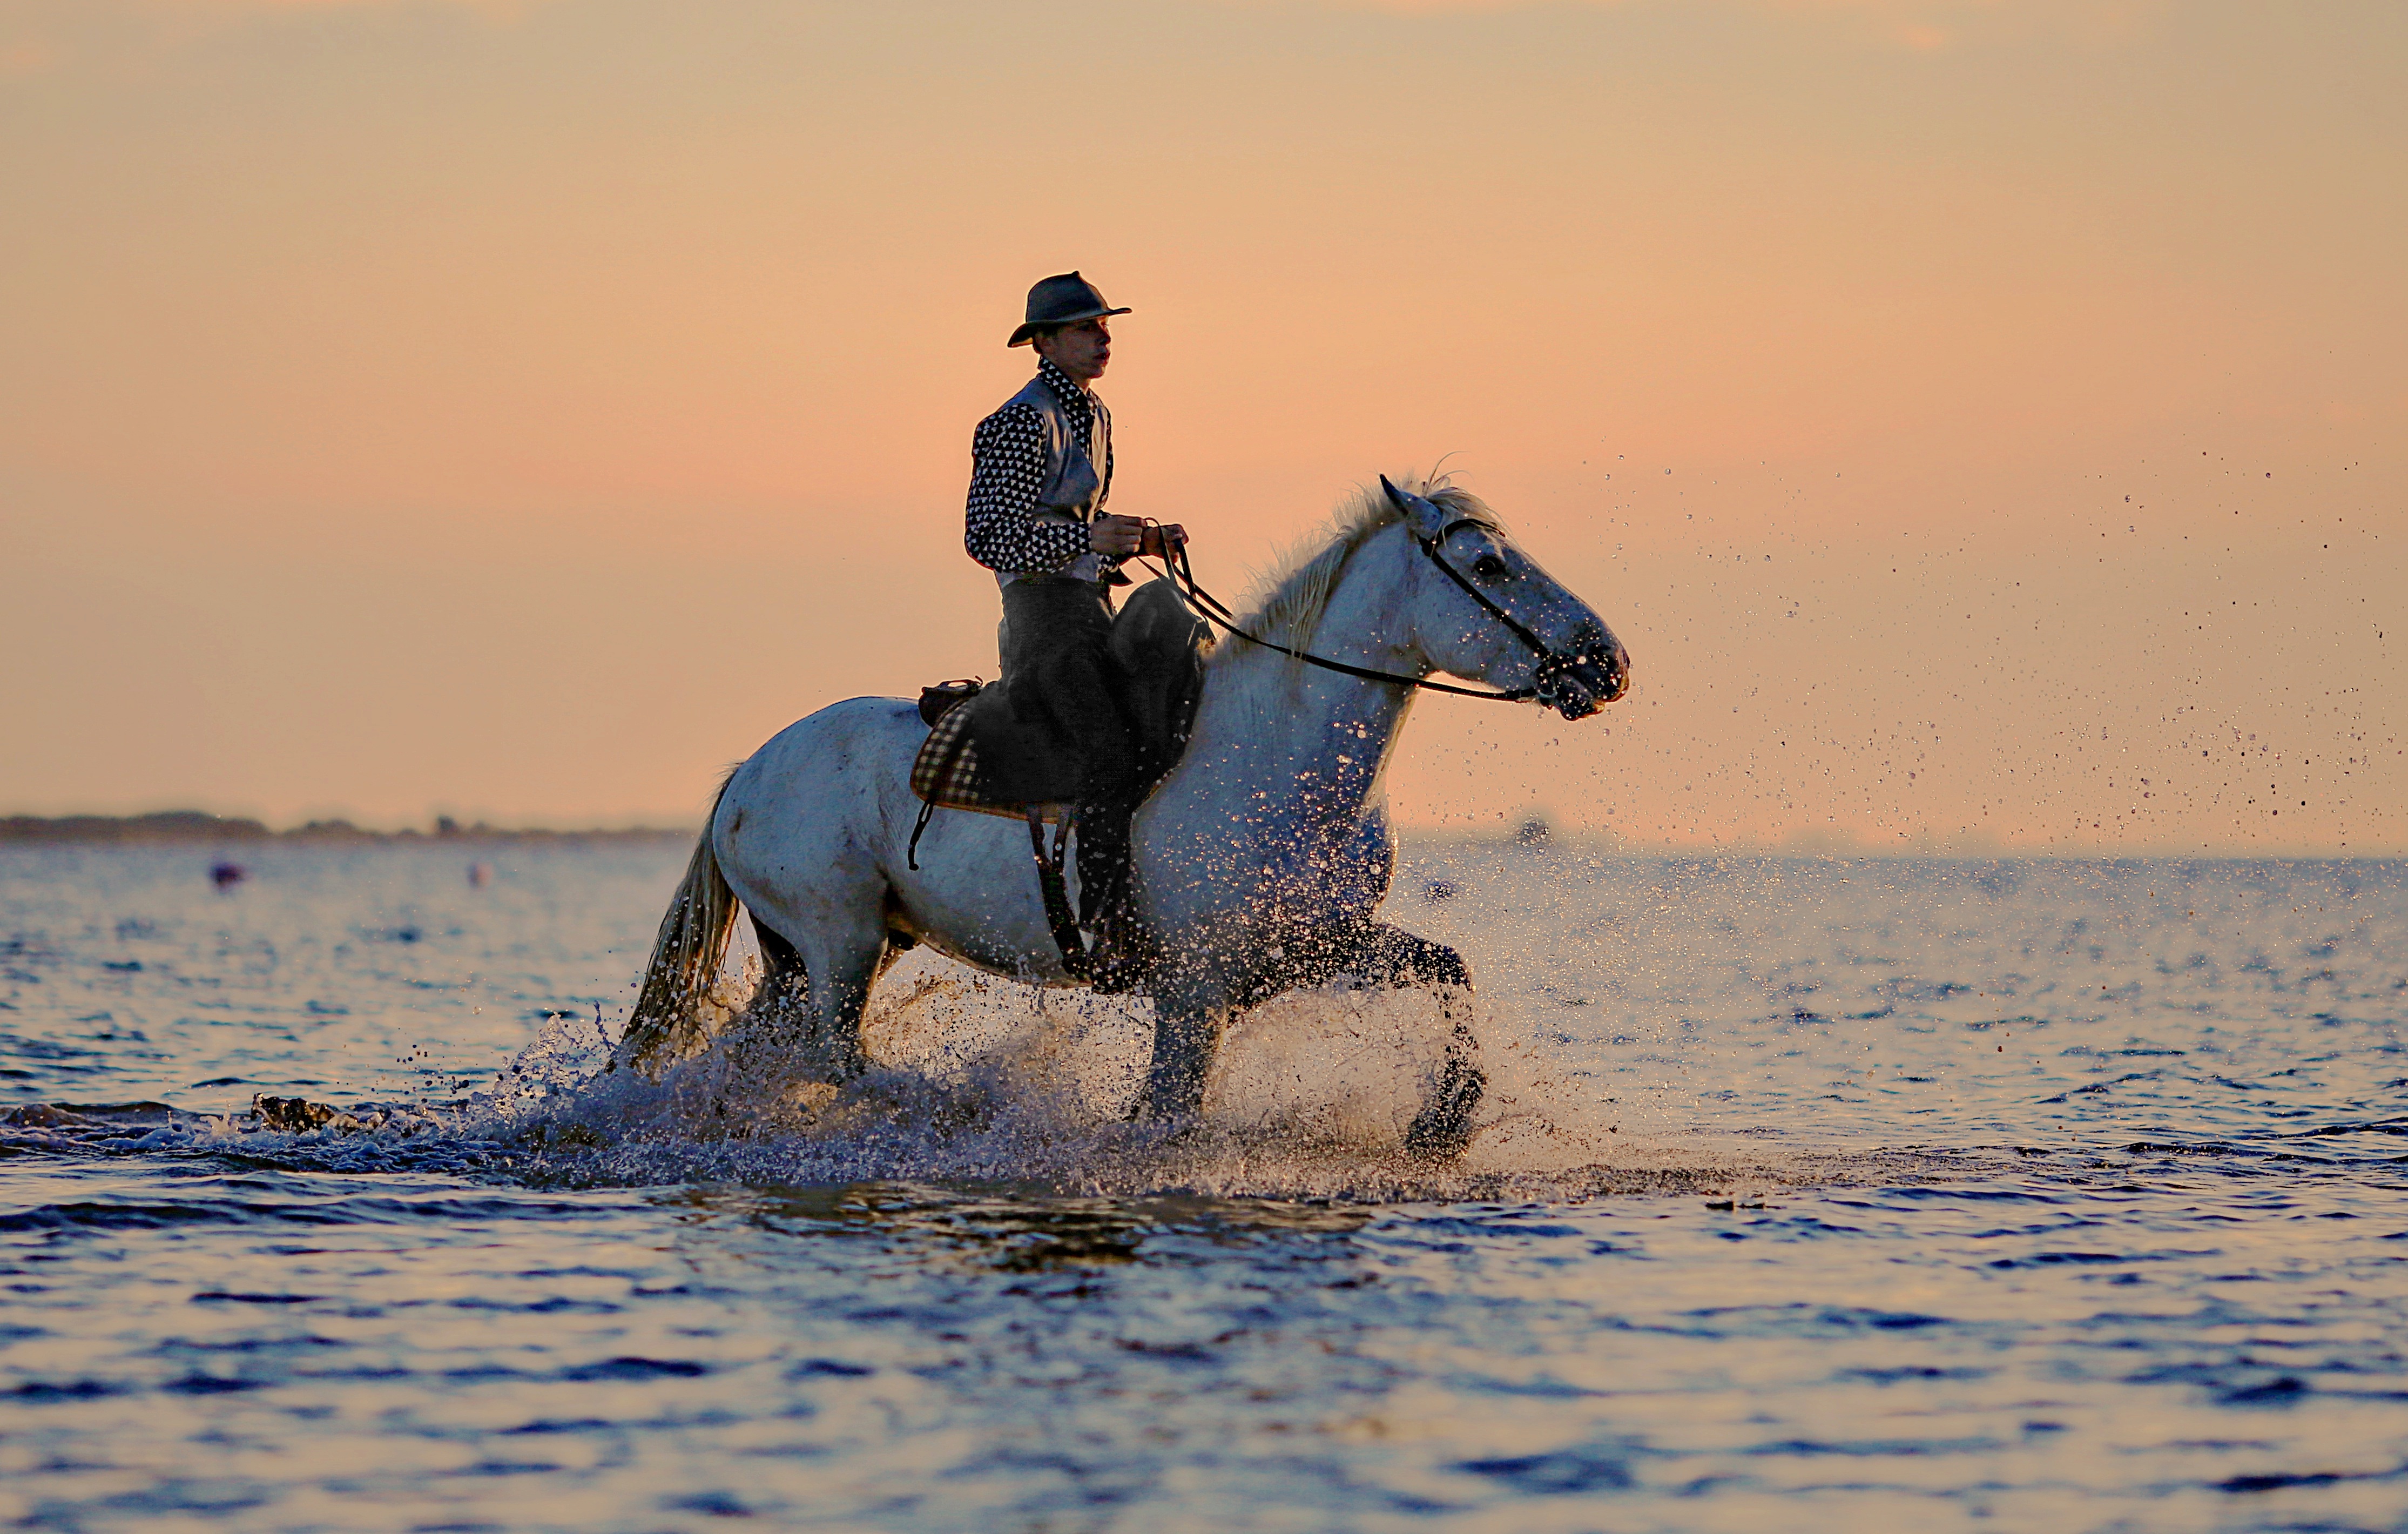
[963,358,1118,580]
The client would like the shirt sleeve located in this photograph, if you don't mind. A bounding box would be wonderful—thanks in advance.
[965,405,1089,575]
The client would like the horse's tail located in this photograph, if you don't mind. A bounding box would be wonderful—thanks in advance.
[613,767,741,1074]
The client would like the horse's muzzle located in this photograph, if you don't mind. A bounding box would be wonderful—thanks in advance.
[1537,635,1629,719]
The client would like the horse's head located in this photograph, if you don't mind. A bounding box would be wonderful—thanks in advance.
[1381,476,1630,719]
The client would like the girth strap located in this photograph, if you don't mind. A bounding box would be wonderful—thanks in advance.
[906,798,939,871]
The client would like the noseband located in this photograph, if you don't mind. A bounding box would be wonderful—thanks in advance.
[1152,517,1589,707]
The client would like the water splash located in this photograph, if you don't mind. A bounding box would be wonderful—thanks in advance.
[412,950,1965,1199]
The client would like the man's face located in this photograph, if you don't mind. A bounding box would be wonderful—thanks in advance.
[1035,318,1111,382]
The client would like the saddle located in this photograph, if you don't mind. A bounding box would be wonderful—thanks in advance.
[908,684,1042,826]
[907,578,1210,978]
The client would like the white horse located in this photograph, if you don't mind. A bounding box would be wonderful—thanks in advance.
[616,475,1629,1148]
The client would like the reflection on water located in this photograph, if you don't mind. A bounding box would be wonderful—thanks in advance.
[1,844,2404,1530]
[689,1183,1376,1272]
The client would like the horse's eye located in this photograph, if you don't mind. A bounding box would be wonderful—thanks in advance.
[1472,553,1509,581]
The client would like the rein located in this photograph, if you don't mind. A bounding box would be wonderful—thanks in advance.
[1139,517,1570,704]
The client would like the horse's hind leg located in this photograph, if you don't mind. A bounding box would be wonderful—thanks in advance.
[730,902,889,1085]
[750,913,810,1024]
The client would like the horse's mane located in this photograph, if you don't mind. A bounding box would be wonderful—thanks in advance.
[1219,472,1501,658]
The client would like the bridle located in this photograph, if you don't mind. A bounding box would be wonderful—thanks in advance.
[1142,494,1592,707]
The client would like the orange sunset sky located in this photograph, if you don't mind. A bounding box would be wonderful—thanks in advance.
[3,0,2402,852]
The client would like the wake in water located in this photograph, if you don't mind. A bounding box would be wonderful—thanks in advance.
[2,945,1969,1203]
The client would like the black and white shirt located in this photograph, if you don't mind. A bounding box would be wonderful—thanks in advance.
[963,358,1118,580]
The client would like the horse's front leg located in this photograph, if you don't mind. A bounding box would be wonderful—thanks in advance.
[1317,921,1486,1158]
[1131,927,1264,1122]
[1136,999,1217,1123]
[1334,920,1472,991]
[1135,921,1484,1155]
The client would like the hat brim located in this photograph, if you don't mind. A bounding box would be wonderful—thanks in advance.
[1008,305,1132,347]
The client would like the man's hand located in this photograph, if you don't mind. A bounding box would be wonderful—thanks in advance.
[1089,515,1189,560]
[1089,514,1144,557]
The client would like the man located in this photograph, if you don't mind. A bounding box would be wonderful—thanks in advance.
[963,272,1185,969]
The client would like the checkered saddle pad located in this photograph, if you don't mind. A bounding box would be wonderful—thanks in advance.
[909,689,1063,824]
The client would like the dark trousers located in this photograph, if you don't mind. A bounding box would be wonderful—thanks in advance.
[995,578,1138,927]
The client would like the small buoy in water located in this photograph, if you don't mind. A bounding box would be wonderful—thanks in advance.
[210,862,245,890]
[1423,878,1458,902]
[467,862,492,889]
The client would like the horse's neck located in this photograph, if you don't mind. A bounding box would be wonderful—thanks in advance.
[1173,529,1424,848]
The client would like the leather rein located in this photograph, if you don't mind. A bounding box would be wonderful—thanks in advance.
[1141,516,1579,704]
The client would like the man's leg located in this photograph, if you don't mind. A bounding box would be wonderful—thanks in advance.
[1075,779,1137,929]
[996,580,1138,931]
[993,577,1148,983]
[1063,657,1138,933]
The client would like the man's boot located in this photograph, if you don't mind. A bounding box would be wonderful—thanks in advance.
[1075,791,1149,992]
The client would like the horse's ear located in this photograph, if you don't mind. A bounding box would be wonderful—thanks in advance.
[1381,475,1448,541]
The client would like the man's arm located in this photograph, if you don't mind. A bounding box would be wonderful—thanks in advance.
[964,406,1089,575]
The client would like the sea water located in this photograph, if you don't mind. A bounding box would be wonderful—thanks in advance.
[1,843,2403,1532]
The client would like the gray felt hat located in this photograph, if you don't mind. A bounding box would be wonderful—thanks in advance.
[1008,271,1131,347]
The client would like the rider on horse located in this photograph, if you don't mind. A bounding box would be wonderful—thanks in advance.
[963,272,1187,973]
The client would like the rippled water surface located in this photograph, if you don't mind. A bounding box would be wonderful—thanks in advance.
[4,843,2405,1532]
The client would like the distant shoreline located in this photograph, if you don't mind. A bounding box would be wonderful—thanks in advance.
[0,812,694,846]
[0,811,2390,860]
